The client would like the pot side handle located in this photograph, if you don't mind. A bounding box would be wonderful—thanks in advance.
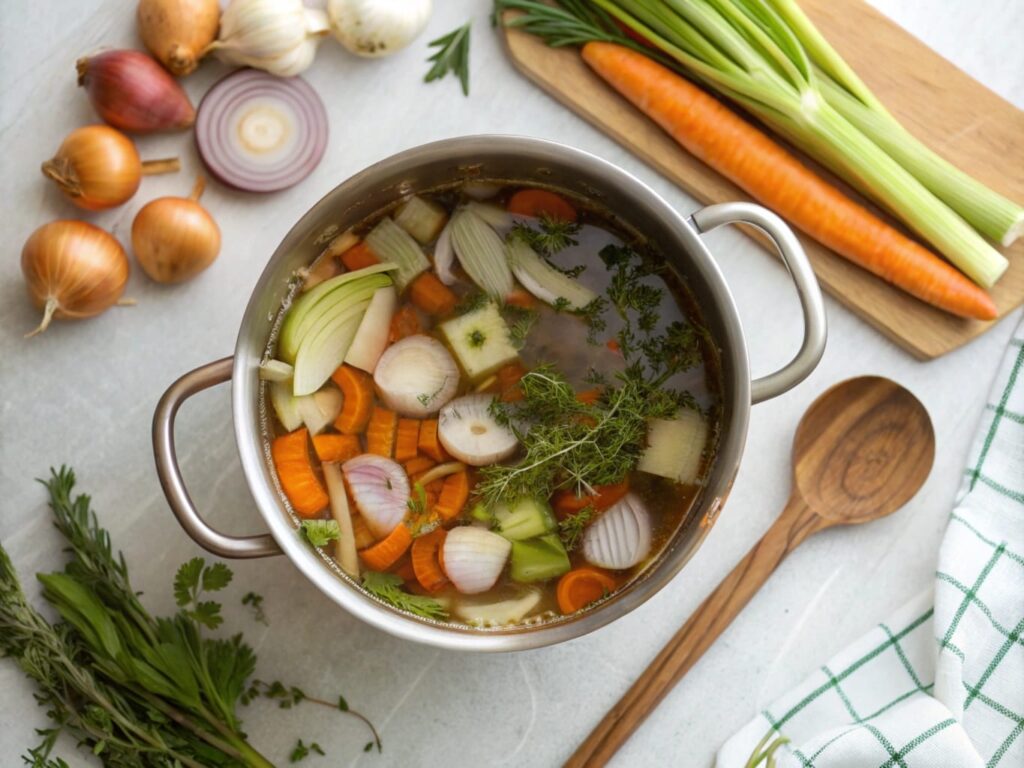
[691,202,826,404]
[152,357,282,559]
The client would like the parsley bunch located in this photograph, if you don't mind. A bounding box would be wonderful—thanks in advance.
[0,467,377,767]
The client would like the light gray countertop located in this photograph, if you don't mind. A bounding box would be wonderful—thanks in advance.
[2,1,1022,766]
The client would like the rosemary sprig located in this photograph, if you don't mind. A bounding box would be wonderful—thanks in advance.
[425,21,472,96]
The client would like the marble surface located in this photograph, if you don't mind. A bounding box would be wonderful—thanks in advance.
[1,1,1022,766]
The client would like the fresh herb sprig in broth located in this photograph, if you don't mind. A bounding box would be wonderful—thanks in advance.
[479,243,705,504]
[554,295,609,344]
[362,570,448,620]
[509,215,581,257]
[558,506,595,551]
[503,304,538,349]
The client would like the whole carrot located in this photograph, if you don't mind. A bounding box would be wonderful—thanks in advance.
[581,42,997,321]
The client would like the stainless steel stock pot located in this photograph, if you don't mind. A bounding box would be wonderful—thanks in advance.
[153,136,826,651]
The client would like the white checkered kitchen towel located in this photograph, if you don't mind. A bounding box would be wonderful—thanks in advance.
[718,319,1024,768]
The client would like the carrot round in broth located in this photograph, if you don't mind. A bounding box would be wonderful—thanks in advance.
[581,42,997,321]
[557,567,618,614]
[412,528,448,592]
[507,188,578,222]
[271,428,328,517]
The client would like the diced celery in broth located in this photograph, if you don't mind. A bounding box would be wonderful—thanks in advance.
[260,180,722,627]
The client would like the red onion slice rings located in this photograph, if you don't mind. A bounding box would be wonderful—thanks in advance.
[195,69,328,193]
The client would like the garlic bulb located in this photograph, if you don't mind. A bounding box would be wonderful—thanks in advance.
[327,0,431,58]
[206,0,330,77]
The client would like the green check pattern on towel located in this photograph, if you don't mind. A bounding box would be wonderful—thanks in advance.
[718,321,1024,768]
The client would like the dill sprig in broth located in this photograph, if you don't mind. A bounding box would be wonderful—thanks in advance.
[477,242,705,506]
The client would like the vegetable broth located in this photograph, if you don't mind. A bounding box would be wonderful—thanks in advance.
[260,181,721,628]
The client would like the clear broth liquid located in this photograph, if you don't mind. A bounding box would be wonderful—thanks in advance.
[260,181,722,628]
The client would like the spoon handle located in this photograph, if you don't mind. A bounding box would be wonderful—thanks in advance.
[565,496,825,768]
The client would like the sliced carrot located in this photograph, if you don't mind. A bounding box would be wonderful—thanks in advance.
[331,365,375,434]
[505,289,537,309]
[339,241,380,271]
[409,272,458,316]
[423,479,443,510]
[417,419,449,462]
[552,478,630,518]
[395,419,421,463]
[557,567,618,614]
[606,338,620,353]
[434,471,470,521]
[576,388,602,405]
[389,304,422,343]
[365,406,398,458]
[271,428,328,518]
[360,523,412,571]
[507,188,578,222]
[411,528,448,592]
[496,361,528,403]
[312,433,361,463]
[581,42,997,321]
[351,512,377,549]
[403,455,436,480]
[393,556,417,584]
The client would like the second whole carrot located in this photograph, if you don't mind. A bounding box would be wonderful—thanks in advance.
[581,42,997,321]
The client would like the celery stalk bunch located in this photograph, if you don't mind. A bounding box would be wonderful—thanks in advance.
[501,0,1022,288]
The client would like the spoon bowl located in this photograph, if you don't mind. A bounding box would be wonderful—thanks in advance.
[793,376,935,525]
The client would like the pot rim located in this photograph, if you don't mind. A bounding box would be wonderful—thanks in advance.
[232,135,752,651]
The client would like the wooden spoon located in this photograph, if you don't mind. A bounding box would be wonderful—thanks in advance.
[567,376,935,768]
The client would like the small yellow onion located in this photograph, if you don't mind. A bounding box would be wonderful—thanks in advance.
[41,125,180,211]
[137,0,221,76]
[21,220,130,337]
[132,175,221,283]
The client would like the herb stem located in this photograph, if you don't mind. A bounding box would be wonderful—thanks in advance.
[136,690,252,766]
[298,694,383,752]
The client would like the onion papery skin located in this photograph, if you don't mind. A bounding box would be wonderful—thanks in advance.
[137,0,220,76]
[342,454,410,539]
[42,125,142,211]
[21,220,129,336]
[77,50,196,134]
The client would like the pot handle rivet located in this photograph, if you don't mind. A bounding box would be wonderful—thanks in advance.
[691,202,827,404]
[152,357,282,559]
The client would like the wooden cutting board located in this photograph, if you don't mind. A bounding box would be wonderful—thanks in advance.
[501,1,1024,359]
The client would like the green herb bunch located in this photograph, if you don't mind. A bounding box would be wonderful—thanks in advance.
[0,467,377,767]
[478,243,705,505]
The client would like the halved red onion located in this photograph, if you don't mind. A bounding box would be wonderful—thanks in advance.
[582,493,652,570]
[374,335,460,417]
[195,70,328,193]
[341,454,409,539]
[442,526,512,594]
